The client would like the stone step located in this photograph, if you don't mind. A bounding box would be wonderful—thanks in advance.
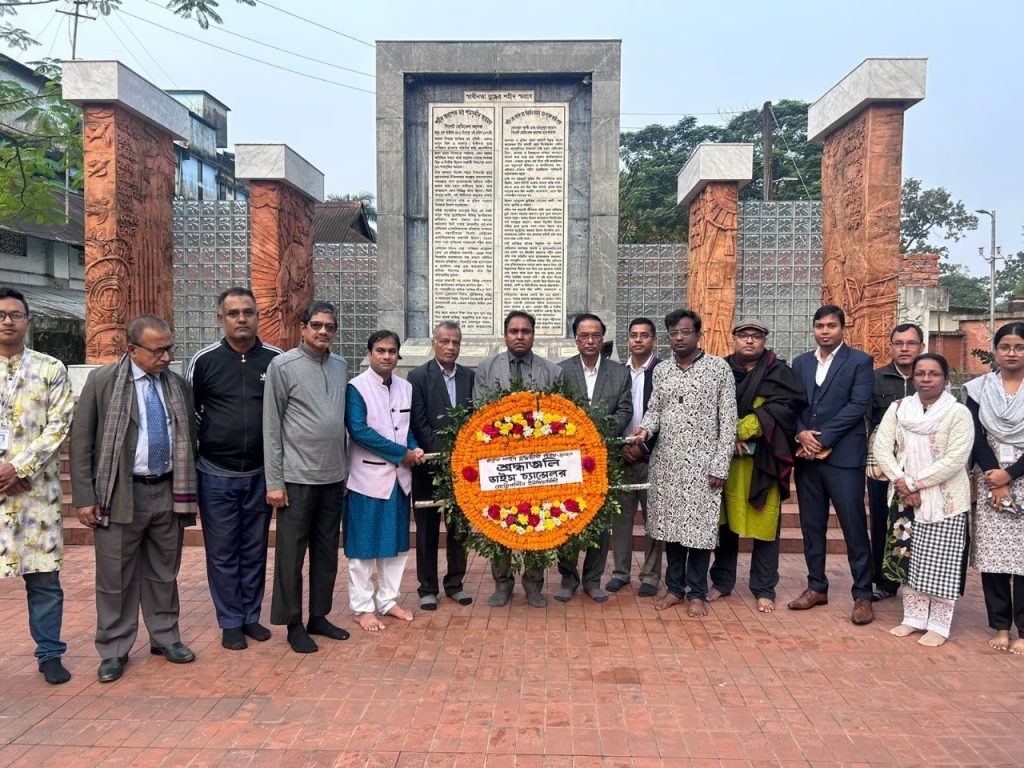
[60,514,850,553]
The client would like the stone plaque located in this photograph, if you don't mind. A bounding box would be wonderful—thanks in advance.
[429,102,568,336]
[464,90,535,103]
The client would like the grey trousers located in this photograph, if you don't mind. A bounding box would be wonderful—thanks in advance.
[557,529,609,591]
[609,460,664,586]
[94,479,185,658]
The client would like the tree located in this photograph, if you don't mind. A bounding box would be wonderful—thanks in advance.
[994,249,1024,307]
[0,0,254,224]
[938,262,988,310]
[618,100,822,243]
[900,177,978,256]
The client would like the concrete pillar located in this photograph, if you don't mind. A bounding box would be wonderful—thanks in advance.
[676,143,753,356]
[63,60,189,363]
[235,144,324,352]
[809,58,926,364]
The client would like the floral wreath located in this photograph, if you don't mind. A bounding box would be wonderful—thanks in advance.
[435,381,624,573]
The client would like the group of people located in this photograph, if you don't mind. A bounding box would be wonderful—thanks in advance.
[3,286,1024,689]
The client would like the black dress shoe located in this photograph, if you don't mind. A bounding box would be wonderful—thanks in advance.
[150,641,196,664]
[98,655,128,683]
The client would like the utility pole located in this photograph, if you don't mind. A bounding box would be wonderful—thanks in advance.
[762,101,773,201]
[56,1,94,222]
[977,209,999,333]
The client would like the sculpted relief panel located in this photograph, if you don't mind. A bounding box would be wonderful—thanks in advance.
[821,105,904,365]
[250,181,316,351]
[686,182,739,357]
[83,105,176,363]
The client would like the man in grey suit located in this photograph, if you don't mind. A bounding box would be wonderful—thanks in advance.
[555,314,632,603]
[474,310,563,608]
[409,321,475,611]
[70,315,198,683]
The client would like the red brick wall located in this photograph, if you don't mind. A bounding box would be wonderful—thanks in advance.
[900,252,939,288]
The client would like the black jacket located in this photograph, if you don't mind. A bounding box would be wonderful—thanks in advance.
[871,361,915,430]
[186,337,280,472]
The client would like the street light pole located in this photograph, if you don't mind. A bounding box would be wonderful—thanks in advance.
[977,209,998,333]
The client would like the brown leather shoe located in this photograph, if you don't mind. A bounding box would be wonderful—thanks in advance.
[851,598,874,625]
[787,589,828,610]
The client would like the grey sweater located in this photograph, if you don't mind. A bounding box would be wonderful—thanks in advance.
[263,344,348,489]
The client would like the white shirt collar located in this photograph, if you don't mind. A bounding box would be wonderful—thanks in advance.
[628,353,655,374]
[815,341,844,364]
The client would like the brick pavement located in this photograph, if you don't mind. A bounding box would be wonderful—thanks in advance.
[0,546,1022,767]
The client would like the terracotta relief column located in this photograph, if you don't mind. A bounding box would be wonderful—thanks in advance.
[235,144,324,352]
[676,144,753,356]
[63,61,189,363]
[808,58,927,365]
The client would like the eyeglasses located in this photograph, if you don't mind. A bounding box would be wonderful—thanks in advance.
[996,344,1024,355]
[307,321,337,333]
[576,333,604,342]
[891,341,921,349]
[134,343,175,358]
[734,333,766,341]
[667,329,697,339]
[0,311,28,322]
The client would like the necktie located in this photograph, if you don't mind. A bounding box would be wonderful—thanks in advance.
[145,375,170,475]
[511,358,523,384]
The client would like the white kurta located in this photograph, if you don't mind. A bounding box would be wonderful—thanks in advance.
[640,354,736,549]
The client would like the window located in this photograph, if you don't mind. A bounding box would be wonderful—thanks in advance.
[0,231,27,257]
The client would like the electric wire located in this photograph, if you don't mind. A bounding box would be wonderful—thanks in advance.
[769,104,813,199]
[252,0,374,49]
[116,8,375,94]
[99,12,156,84]
[115,6,177,87]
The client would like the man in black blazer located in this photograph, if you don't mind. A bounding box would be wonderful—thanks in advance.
[409,322,475,611]
[789,305,875,625]
[555,314,633,602]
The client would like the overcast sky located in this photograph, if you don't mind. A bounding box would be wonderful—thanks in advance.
[6,0,1022,276]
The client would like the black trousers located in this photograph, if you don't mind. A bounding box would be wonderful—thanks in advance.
[794,460,873,601]
[413,505,468,598]
[981,572,1024,633]
[664,542,711,601]
[557,529,609,592]
[270,481,344,626]
[709,521,781,600]
[867,477,900,594]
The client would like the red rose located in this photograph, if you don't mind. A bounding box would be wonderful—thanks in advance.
[462,466,478,482]
[550,421,564,433]
[528,513,541,527]
[517,501,532,515]
[487,505,501,520]
[505,514,518,526]
[483,424,500,437]
[525,412,535,425]
[564,499,580,513]
[582,456,596,472]
[512,423,524,436]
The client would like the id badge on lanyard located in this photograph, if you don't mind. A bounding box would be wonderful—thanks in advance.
[0,351,27,453]
[999,442,1017,466]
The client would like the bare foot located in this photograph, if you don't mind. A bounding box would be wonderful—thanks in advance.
[654,593,683,611]
[385,605,414,622]
[890,624,925,637]
[757,598,775,614]
[356,613,386,632]
[918,631,947,647]
[687,599,707,618]
[989,629,1011,651]
[707,586,724,602]
[1009,637,1024,655]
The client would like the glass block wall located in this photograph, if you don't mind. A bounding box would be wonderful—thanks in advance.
[171,200,251,365]
[735,201,823,364]
[312,242,378,372]
[615,244,688,361]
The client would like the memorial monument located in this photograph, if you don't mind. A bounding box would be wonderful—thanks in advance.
[808,58,926,365]
[376,41,621,363]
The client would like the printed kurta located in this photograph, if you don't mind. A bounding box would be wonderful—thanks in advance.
[640,354,737,548]
[0,350,73,577]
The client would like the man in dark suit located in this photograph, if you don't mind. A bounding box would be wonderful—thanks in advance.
[555,314,632,603]
[70,315,199,683]
[611,318,663,596]
[409,321,475,611]
[788,305,875,625]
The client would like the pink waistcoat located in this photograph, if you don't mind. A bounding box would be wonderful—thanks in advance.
[347,369,412,500]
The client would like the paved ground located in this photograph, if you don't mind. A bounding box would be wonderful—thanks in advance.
[0,546,1022,767]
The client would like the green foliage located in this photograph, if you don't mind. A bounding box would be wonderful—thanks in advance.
[0,1,253,223]
[618,100,821,243]
[326,191,377,224]
[900,178,979,256]
[431,381,625,574]
[938,262,988,311]
[994,250,1024,305]
[971,348,996,371]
